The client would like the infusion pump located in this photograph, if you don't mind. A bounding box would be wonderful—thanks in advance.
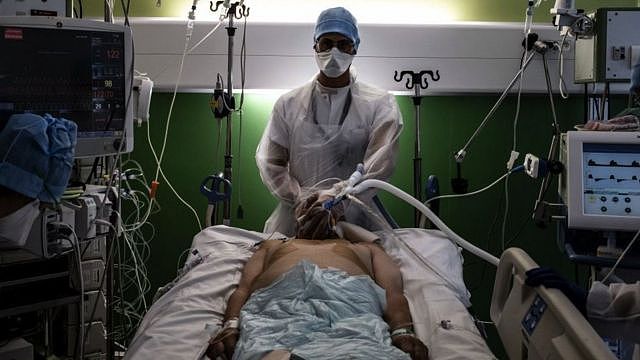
[0,189,114,263]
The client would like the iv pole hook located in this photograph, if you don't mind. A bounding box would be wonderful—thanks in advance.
[393,69,441,226]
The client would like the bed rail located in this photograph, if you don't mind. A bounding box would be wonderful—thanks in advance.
[490,248,615,360]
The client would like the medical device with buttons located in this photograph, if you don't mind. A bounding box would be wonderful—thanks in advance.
[560,131,640,231]
[574,8,640,83]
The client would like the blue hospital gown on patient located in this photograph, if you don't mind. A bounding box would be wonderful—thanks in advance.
[233,260,410,360]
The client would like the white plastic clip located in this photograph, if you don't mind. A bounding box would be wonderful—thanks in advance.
[440,320,453,330]
[524,153,541,178]
[506,150,520,170]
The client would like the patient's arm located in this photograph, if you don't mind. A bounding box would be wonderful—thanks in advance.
[223,241,274,319]
[368,244,429,360]
[369,244,412,328]
[206,240,275,359]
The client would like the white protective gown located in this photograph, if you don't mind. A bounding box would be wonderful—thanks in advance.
[256,72,403,236]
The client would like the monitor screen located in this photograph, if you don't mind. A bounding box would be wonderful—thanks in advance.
[0,17,133,157]
[563,131,640,231]
[582,143,640,218]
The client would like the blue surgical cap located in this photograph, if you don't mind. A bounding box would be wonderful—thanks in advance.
[43,114,77,203]
[0,113,76,203]
[314,7,360,50]
[631,58,640,95]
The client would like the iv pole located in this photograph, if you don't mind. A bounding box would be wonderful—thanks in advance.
[454,50,537,164]
[209,1,249,225]
[393,70,440,227]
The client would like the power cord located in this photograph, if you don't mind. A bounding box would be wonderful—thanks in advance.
[418,166,525,228]
[50,222,85,359]
[602,229,640,283]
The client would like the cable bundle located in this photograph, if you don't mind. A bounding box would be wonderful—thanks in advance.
[111,159,159,345]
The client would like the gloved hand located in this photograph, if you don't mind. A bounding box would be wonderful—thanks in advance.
[525,267,587,314]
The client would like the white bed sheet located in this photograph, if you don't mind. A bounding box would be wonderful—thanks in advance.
[125,226,496,360]
[380,229,496,360]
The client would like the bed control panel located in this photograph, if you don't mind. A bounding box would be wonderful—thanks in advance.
[521,295,547,336]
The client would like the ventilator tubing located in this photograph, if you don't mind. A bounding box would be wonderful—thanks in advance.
[352,179,500,266]
[335,164,365,202]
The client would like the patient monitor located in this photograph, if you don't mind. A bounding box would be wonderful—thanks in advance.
[0,16,134,157]
[560,131,640,231]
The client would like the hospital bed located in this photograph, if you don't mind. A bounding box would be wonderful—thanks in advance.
[124,225,497,359]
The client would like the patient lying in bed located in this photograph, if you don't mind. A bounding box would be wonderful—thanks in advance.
[206,194,429,360]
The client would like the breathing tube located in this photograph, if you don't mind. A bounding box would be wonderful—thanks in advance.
[349,179,500,267]
[321,165,499,266]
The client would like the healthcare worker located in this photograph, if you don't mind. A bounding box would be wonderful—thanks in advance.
[256,7,403,236]
[0,113,77,249]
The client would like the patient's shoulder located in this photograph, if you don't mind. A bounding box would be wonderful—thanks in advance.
[357,242,393,260]
[260,239,286,249]
[356,241,384,251]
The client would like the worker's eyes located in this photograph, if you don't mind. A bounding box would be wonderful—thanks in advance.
[315,39,354,54]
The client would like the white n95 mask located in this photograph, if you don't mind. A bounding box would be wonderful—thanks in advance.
[0,199,40,249]
[315,48,354,78]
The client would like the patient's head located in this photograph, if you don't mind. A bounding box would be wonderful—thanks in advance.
[295,193,344,240]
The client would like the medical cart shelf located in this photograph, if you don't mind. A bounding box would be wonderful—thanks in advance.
[560,222,640,270]
[0,255,81,317]
[0,294,81,319]
[564,242,640,269]
[0,270,69,287]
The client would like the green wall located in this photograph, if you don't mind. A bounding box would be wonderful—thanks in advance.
[84,0,638,22]
[135,91,593,269]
